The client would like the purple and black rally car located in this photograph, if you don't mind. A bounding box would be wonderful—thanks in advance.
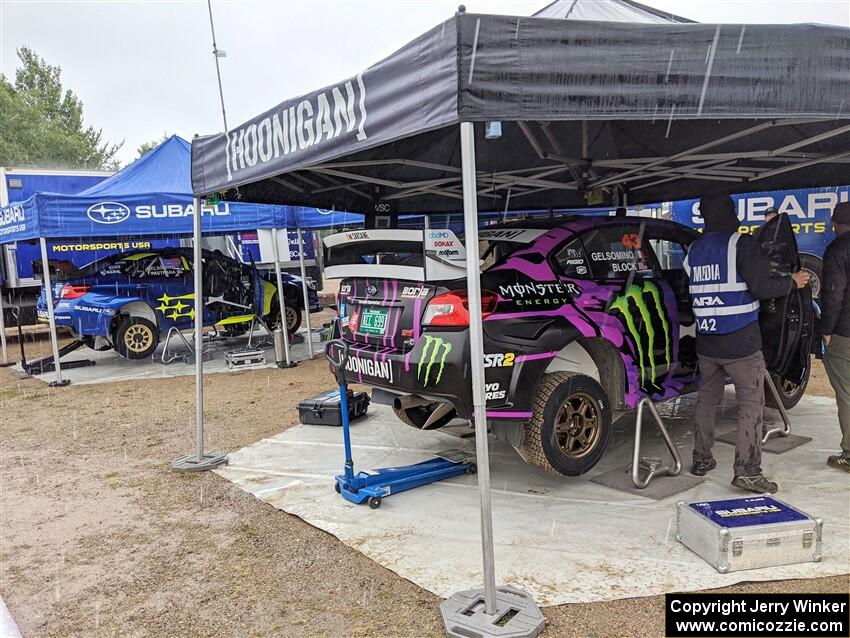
[325,214,812,476]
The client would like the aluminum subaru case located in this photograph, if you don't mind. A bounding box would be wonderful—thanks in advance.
[676,496,823,573]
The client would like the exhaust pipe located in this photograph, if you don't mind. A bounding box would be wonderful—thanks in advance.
[392,395,457,430]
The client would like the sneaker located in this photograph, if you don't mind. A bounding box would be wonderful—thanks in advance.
[827,455,850,473]
[732,474,778,494]
[691,458,717,476]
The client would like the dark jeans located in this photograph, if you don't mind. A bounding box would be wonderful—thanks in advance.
[824,334,850,456]
[694,350,765,477]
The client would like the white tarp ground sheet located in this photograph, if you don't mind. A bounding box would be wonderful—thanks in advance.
[22,329,320,386]
[0,596,22,638]
[216,393,849,606]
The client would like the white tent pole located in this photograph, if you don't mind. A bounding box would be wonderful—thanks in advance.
[459,121,498,614]
[193,195,205,461]
[171,194,226,472]
[296,227,314,358]
[271,227,293,366]
[39,238,65,386]
[0,289,9,366]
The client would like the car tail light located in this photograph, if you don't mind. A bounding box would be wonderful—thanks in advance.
[422,290,498,327]
[60,285,90,299]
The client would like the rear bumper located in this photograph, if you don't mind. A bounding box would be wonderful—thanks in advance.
[334,331,539,423]
[336,332,473,418]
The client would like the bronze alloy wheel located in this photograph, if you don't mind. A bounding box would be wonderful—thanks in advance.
[553,392,601,459]
[285,307,298,330]
[124,323,154,353]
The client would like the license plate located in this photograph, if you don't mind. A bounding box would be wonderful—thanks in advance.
[359,307,389,335]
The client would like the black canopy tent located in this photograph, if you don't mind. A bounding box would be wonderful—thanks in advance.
[191,10,850,635]
[192,13,850,213]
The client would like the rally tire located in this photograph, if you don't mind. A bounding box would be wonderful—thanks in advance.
[112,316,159,360]
[285,305,302,334]
[765,363,810,411]
[799,253,823,301]
[518,372,613,477]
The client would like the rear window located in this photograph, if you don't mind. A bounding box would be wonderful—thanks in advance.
[325,240,424,268]
[480,240,524,270]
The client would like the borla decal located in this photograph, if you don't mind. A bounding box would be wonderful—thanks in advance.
[225,73,368,182]
[608,281,672,394]
[418,335,452,386]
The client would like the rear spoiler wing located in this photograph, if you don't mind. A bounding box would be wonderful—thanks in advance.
[31,259,84,282]
[323,229,468,281]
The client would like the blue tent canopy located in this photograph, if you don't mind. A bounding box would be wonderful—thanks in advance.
[0,136,294,244]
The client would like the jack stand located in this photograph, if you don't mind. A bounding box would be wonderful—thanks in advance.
[762,374,791,443]
[171,451,227,472]
[161,327,211,365]
[441,586,545,638]
[246,316,274,349]
[21,338,95,377]
[631,397,682,489]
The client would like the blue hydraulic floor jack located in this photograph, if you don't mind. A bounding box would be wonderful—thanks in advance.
[326,340,475,509]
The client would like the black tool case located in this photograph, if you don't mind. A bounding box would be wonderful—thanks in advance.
[298,389,370,426]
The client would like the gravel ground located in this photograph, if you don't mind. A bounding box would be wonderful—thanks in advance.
[0,332,846,637]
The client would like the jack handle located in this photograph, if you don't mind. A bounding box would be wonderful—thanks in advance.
[325,339,350,387]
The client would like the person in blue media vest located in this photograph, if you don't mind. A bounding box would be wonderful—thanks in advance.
[683,194,811,494]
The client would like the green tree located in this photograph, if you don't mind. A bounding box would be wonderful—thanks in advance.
[0,47,122,169]
[137,132,171,159]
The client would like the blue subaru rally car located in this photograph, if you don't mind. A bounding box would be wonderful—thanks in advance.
[37,248,320,359]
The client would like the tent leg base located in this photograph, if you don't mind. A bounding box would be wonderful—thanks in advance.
[276,361,298,368]
[172,451,228,472]
[48,379,71,388]
[441,586,544,638]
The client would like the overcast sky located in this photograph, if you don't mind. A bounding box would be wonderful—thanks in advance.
[2,0,848,166]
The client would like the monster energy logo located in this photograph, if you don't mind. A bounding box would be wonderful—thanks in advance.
[417,335,452,386]
[609,281,672,394]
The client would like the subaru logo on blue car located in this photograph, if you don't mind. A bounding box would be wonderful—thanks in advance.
[87,202,131,224]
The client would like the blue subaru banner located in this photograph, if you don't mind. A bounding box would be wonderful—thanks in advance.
[0,136,291,245]
[670,185,849,258]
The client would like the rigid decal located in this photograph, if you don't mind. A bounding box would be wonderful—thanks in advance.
[609,280,672,394]
[417,335,452,386]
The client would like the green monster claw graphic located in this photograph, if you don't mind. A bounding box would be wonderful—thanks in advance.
[609,281,672,394]
[417,335,453,386]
